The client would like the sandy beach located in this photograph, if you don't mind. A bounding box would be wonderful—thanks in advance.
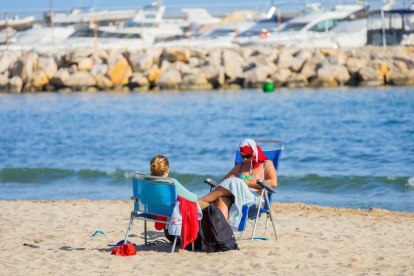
[0,200,413,275]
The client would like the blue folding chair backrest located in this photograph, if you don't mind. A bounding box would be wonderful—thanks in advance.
[132,173,177,217]
[234,140,283,211]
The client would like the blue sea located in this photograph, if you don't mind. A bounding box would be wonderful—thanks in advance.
[0,87,413,212]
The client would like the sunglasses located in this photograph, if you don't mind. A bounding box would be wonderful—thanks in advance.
[240,153,252,159]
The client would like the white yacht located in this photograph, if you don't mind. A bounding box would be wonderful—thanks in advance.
[7,25,76,50]
[0,16,36,29]
[51,9,137,25]
[238,4,366,48]
[154,22,256,48]
[94,2,184,45]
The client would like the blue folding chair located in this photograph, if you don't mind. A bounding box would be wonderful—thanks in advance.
[204,140,283,241]
[123,173,180,253]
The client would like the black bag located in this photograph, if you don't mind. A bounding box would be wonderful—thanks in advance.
[197,203,239,252]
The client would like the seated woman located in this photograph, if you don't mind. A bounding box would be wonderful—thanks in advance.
[199,139,277,230]
[150,155,197,202]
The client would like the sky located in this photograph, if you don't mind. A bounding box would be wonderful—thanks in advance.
[1,0,271,16]
[0,0,410,18]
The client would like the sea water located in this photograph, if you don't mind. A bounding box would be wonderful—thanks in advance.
[0,87,413,212]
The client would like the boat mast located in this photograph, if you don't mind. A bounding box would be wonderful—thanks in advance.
[5,12,9,51]
[50,0,54,45]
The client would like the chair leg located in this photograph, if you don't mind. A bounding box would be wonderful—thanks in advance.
[264,193,278,240]
[144,220,148,246]
[265,214,270,229]
[123,212,134,244]
[251,189,265,240]
[237,231,245,241]
[171,235,177,253]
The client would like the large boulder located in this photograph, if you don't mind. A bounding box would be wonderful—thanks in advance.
[200,65,225,88]
[191,48,209,59]
[163,47,191,62]
[291,49,313,72]
[319,48,338,57]
[310,66,338,88]
[129,73,150,88]
[346,57,367,75]
[0,51,20,74]
[242,66,271,88]
[107,54,132,85]
[9,76,23,93]
[188,57,200,68]
[206,49,222,66]
[316,65,350,86]
[96,75,114,90]
[271,68,291,87]
[65,49,95,64]
[286,73,308,88]
[31,70,49,88]
[77,58,94,71]
[20,52,39,82]
[301,60,318,80]
[237,47,254,60]
[244,55,278,74]
[358,66,384,86]
[180,72,213,90]
[90,64,108,78]
[325,50,347,65]
[222,50,244,80]
[181,64,200,77]
[37,57,58,79]
[276,52,293,69]
[64,71,97,90]
[393,56,414,70]
[310,75,337,88]
[50,68,70,88]
[147,67,163,83]
[129,51,155,72]
[93,49,109,62]
[0,74,8,91]
[182,72,208,85]
[155,69,182,89]
[250,47,278,61]
[386,69,414,86]
[370,60,389,77]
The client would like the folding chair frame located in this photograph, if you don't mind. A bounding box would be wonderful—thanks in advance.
[206,179,278,241]
[122,173,180,253]
[204,140,282,241]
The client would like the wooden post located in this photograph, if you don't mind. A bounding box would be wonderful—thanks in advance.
[50,0,55,45]
[277,8,282,49]
[234,21,238,45]
[93,11,97,50]
[187,19,191,46]
[5,12,9,51]
[381,9,386,49]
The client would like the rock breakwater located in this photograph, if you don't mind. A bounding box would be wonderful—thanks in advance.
[1,46,414,93]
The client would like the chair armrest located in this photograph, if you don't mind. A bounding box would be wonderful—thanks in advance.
[204,178,219,188]
[256,180,276,194]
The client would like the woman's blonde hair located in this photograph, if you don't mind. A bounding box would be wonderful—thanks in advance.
[150,155,169,176]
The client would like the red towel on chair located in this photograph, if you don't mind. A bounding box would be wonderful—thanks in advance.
[154,216,167,231]
[178,196,199,249]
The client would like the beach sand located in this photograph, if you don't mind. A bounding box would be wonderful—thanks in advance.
[0,200,413,275]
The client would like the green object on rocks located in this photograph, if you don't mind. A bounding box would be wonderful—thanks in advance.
[263,82,275,93]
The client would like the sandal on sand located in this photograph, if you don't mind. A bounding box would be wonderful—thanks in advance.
[146,239,172,246]
[108,240,136,247]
